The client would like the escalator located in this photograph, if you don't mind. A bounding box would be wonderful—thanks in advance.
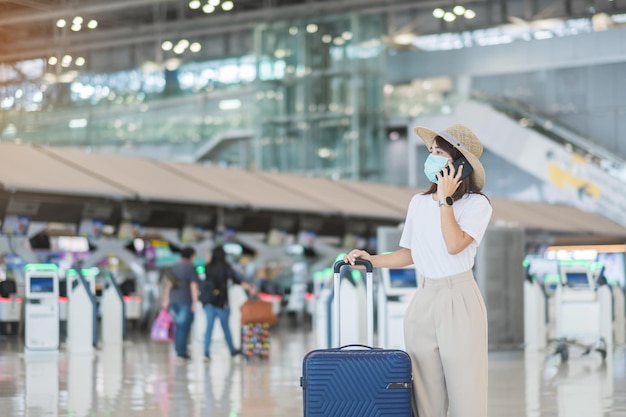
[413,93,626,227]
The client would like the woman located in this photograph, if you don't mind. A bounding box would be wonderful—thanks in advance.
[345,123,492,417]
[201,245,254,360]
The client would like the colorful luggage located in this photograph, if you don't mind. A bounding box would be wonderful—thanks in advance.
[241,322,271,357]
[301,259,413,417]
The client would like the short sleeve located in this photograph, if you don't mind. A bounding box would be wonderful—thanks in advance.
[399,195,418,249]
[457,195,492,246]
[190,266,201,284]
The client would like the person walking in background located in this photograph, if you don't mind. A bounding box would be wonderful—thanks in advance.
[345,123,493,417]
[162,246,200,359]
[201,245,255,360]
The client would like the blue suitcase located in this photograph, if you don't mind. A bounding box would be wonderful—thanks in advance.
[301,260,413,417]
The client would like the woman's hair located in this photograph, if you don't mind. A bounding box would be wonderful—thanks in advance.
[422,136,487,201]
[207,245,227,267]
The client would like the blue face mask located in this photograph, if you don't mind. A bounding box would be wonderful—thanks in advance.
[423,154,449,184]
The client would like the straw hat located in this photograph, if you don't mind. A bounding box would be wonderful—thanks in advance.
[413,123,486,190]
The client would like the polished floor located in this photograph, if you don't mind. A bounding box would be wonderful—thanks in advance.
[1,321,626,417]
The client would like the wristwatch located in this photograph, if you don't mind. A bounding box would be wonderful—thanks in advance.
[438,196,454,207]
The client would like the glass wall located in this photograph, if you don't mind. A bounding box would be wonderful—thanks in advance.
[0,12,386,179]
[253,13,386,180]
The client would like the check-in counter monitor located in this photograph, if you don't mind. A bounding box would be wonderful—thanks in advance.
[24,265,60,351]
[561,267,595,290]
[383,267,419,298]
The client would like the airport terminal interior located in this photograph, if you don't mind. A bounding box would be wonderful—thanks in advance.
[2,0,626,416]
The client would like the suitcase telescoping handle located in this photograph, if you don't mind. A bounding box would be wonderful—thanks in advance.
[332,259,374,348]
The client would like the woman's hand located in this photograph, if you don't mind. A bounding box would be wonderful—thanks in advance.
[436,160,463,200]
[343,249,372,266]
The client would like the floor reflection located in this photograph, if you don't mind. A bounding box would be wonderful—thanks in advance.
[2,324,626,417]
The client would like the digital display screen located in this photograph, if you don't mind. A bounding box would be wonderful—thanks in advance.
[30,277,54,293]
[565,272,589,287]
[388,268,417,289]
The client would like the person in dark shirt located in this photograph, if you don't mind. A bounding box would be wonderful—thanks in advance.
[162,246,200,359]
[201,245,255,360]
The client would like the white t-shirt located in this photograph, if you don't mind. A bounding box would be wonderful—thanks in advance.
[399,193,492,279]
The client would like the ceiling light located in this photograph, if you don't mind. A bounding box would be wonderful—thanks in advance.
[222,1,234,11]
[453,5,466,15]
[177,39,190,49]
[218,99,242,110]
[342,31,353,40]
[48,57,58,65]
[188,0,201,9]
[161,41,173,51]
[165,58,181,71]
[321,34,332,43]
[173,45,186,54]
[289,26,298,35]
[69,118,88,129]
[87,19,98,29]
[433,8,445,18]
[333,37,345,45]
[306,23,318,33]
[208,0,220,5]
[75,57,85,66]
[202,4,215,13]
[61,55,73,66]
[393,33,415,45]
[56,19,66,28]
[464,9,476,19]
[189,42,202,53]
[58,71,78,83]
[73,16,83,25]
[71,24,81,32]
[443,12,457,22]
[317,148,332,158]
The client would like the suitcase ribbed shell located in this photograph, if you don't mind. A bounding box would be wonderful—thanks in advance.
[302,347,412,417]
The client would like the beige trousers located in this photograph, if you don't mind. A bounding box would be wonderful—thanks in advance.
[403,270,488,417]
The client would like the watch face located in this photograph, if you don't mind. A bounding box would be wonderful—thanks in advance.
[445,196,454,206]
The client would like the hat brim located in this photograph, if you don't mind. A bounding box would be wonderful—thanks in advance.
[413,126,486,190]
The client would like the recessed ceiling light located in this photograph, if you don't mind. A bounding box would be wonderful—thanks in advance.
[443,12,457,22]
[222,1,234,11]
[87,19,98,29]
[56,19,66,28]
[433,8,445,18]
[161,41,173,51]
[464,9,476,19]
[188,0,201,9]
[453,5,466,15]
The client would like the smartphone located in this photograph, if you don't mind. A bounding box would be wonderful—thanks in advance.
[441,155,473,180]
